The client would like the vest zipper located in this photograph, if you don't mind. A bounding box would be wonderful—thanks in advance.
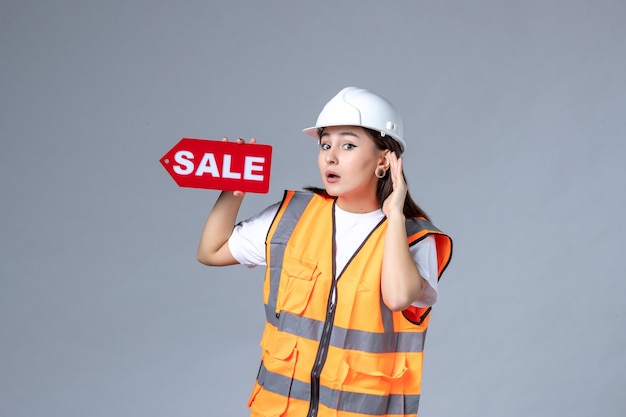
[306,273,338,417]
[307,200,339,417]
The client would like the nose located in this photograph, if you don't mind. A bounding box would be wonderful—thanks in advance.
[325,147,337,165]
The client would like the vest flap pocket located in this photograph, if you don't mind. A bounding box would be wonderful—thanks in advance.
[342,352,408,396]
[283,255,319,280]
[252,333,298,416]
[265,331,297,360]
[346,352,408,379]
[277,256,321,315]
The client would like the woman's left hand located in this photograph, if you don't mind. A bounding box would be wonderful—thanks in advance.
[381,151,407,219]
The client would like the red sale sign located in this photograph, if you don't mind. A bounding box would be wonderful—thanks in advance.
[160,138,272,193]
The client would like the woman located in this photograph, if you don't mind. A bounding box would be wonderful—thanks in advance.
[197,86,453,417]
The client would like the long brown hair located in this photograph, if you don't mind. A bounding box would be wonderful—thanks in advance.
[306,127,430,221]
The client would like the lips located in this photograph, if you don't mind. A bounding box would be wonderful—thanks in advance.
[325,170,340,183]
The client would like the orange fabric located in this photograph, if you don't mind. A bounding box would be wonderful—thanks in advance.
[249,191,452,417]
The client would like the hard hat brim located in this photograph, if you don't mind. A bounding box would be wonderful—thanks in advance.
[302,125,406,153]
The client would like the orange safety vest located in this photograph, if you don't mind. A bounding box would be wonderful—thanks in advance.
[247,190,453,417]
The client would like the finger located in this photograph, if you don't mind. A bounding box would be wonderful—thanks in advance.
[250,137,257,144]
[387,154,399,176]
[221,136,228,142]
[392,157,406,189]
[389,152,402,172]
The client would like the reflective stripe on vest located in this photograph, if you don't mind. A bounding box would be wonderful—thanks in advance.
[258,362,420,416]
[251,190,453,417]
[266,190,314,322]
[264,305,427,353]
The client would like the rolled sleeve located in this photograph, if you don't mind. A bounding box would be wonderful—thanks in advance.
[228,203,280,267]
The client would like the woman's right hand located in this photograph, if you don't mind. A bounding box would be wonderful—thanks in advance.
[196,135,257,266]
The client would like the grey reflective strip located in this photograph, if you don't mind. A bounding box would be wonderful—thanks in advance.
[406,218,442,246]
[268,303,326,337]
[267,192,314,321]
[264,306,426,353]
[331,322,426,353]
[407,218,440,234]
[258,362,420,415]
[379,295,394,334]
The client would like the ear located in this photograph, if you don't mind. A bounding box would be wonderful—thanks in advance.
[378,150,391,169]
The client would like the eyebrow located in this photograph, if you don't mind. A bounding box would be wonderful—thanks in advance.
[320,131,360,138]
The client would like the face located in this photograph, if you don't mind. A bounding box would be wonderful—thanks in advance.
[317,126,387,212]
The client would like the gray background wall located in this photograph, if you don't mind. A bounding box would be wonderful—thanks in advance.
[1,1,625,416]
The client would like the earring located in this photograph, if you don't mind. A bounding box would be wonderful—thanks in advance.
[375,167,386,178]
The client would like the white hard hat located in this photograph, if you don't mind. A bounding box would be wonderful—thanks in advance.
[303,86,406,151]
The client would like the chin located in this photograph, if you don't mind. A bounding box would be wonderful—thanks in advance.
[322,184,340,197]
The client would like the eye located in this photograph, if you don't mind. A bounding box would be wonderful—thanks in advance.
[342,143,356,150]
[320,142,331,150]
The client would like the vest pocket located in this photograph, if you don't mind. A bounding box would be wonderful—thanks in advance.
[278,256,320,315]
[249,332,298,416]
[341,351,408,397]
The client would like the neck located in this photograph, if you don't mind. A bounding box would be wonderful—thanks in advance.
[335,196,380,213]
